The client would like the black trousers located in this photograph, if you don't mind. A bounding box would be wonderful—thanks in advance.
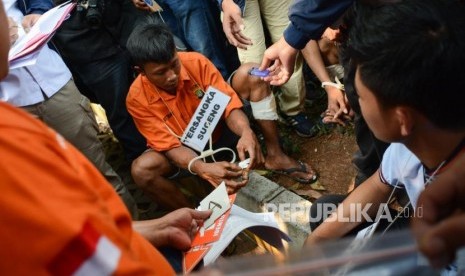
[69,51,147,161]
[343,54,389,186]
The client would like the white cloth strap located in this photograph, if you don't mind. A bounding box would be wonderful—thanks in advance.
[321,76,345,91]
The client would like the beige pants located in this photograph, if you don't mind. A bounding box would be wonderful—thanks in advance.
[238,0,305,116]
[22,80,138,219]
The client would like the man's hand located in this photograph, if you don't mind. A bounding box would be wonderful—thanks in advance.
[8,17,18,46]
[326,86,348,118]
[321,27,341,42]
[195,161,247,194]
[132,0,151,11]
[322,87,352,126]
[21,14,41,32]
[236,128,263,170]
[412,155,465,268]
[221,0,252,49]
[134,208,212,251]
[260,37,298,86]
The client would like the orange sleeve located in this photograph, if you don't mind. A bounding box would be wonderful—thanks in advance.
[126,79,182,152]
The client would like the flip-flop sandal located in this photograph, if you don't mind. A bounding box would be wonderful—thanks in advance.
[270,160,318,184]
[321,110,353,126]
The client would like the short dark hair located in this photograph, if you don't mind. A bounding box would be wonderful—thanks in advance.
[349,0,465,130]
[126,22,176,67]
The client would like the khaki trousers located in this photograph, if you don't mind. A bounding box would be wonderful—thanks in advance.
[23,79,138,218]
[237,0,305,115]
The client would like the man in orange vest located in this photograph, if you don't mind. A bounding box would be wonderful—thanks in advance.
[0,4,210,273]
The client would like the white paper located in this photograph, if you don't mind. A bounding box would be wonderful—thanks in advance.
[198,183,230,229]
[180,86,231,152]
[8,1,75,62]
[203,205,291,265]
[238,158,250,169]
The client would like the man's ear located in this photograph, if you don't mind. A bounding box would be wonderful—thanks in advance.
[395,106,414,137]
[134,66,144,75]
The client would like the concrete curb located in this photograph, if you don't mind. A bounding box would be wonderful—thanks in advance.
[236,171,312,250]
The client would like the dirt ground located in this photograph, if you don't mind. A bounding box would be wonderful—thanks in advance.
[266,121,358,201]
[262,76,358,202]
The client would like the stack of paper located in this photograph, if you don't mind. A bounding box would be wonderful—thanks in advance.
[9,1,76,69]
[183,183,291,274]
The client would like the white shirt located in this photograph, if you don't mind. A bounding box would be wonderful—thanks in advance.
[379,143,425,209]
[0,0,72,107]
[380,143,459,275]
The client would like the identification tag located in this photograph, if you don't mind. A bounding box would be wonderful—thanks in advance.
[181,86,231,152]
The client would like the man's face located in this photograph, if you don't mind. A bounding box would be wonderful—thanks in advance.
[0,3,10,79]
[141,54,181,94]
[355,68,399,142]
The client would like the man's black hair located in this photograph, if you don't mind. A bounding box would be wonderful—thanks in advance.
[349,0,465,130]
[126,22,176,67]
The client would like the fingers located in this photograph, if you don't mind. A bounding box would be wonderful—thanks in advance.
[268,70,290,86]
[190,209,213,220]
[416,213,465,268]
[231,32,252,50]
[215,162,243,178]
[333,107,345,120]
[228,14,251,48]
[225,178,247,194]
[222,7,251,49]
[259,56,273,71]
[21,14,41,30]
[262,59,279,72]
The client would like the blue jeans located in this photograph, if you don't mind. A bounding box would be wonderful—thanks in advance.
[158,0,239,79]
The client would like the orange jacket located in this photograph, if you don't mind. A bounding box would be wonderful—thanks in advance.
[127,52,243,152]
[0,102,174,275]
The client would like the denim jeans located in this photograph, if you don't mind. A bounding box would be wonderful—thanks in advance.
[157,0,239,79]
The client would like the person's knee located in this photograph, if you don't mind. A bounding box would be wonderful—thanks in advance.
[233,63,270,99]
[131,151,170,189]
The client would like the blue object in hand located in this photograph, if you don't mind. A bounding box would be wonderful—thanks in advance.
[248,67,270,77]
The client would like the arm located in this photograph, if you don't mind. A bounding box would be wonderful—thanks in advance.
[260,0,353,85]
[225,108,264,170]
[220,0,252,49]
[301,40,348,119]
[306,171,393,244]
[285,0,353,49]
[133,208,212,251]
